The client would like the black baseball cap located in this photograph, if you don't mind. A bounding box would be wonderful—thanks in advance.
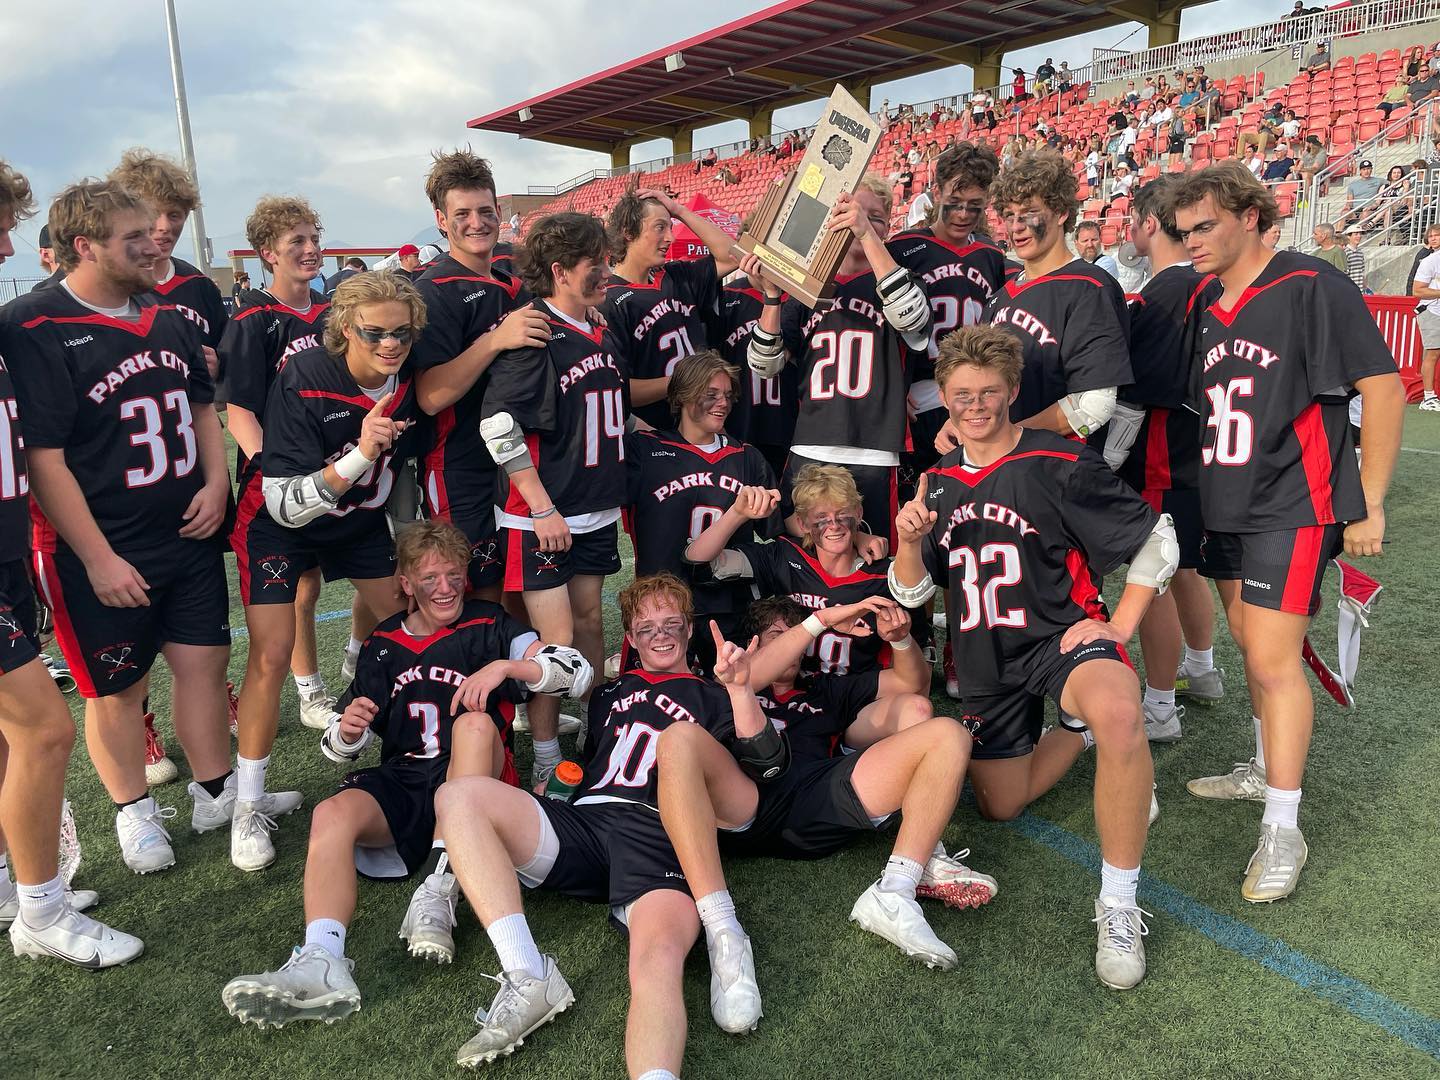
[37,224,50,247]
[1360,159,1374,168]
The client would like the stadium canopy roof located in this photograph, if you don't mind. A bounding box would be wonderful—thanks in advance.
[468,0,1199,153]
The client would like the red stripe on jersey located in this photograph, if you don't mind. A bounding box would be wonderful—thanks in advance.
[1003,273,1106,299]
[32,551,97,697]
[1126,293,1146,305]
[297,379,412,413]
[1292,401,1336,523]
[1281,524,1327,613]
[430,275,522,299]
[890,231,1002,261]
[373,615,495,654]
[503,529,526,593]
[21,305,170,337]
[230,471,266,606]
[607,269,668,293]
[543,317,606,345]
[932,448,1081,488]
[1206,269,1318,327]
[1064,548,1106,621]
[502,435,541,517]
[232,302,329,324]
[784,536,887,587]
[625,669,706,685]
[1144,407,1172,491]
[1185,274,1218,317]
[648,435,747,464]
[423,409,458,519]
[152,274,204,295]
[1141,489,1163,513]
[29,500,57,555]
[885,467,899,552]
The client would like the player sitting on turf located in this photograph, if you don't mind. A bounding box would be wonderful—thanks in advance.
[654,596,993,1028]
[220,520,592,1028]
[890,324,1177,991]
[686,462,897,678]
[433,573,773,1076]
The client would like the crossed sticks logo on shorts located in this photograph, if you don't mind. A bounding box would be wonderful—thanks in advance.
[95,643,138,679]
[258,555,291,587]
[471,540,498,570]
[534,551,562,573]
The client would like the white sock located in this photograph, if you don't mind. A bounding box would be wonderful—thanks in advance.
[293,671,325,695]
[236,754,269,803]
[17,875,65,929]
[345,636,363,662]
[532,738,562,770]
[1261,785,1301,830]
[1143,685,1176,710]
[304,918,347,959]
[878,854,924,899]
[695,890,743,945]
[1099,860,1140,906]
[1183,646,1214,674]
[487,912,544,979]
[1252,716,1266,772]
[637,1072,678,1080]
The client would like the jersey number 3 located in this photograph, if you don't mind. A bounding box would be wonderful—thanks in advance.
[1202,377,1254,466]
[947,542,1025,630]
[120,391,197,488]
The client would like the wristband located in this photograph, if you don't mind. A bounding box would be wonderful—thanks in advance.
[889,636,914,651]
[531,505,559,520]
[801,613,825,639]
[763,295,783,306]
[333,445,374,483]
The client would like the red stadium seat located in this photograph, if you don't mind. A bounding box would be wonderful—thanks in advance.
[1101,224,1119,246]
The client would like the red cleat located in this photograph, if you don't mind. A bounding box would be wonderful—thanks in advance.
[144,712,178,786]
[943,640,960,700]
[227,681,240,736]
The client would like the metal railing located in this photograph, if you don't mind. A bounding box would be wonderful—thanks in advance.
[1339,168,1440,247]
[1304,100,1438,234]
[0,278,44,303]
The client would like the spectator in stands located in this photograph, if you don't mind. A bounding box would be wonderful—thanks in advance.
[879,98,891,123]
[1124,81,1140,107]
[324,256,368,293]
[1155,74,1170,96]
[1110,160,1136,200]
[1057,61,1073,94]
[1034,58,1056,96]
[1139,76,1157,102]
[1166,110,1190,165]
[907,183,934,228]
[1193,66,1211,94]
[1310,222,1348,272]
[1074,220,1119,278]
[1405,46,1426,78]
[1417,231,1440,411]
[1263,221,1283,249]
[1118,116,1140,161]
[700,146,718,169]
[1428,135,1440,166]
[1342,226,1368,291]
[906,142,923,167]
[1407,62,1438,109]
[395,244,422,280]
[1179,80,1199,109]
[897,161,915,197]
[716,164,740,186]
[1279,109,1302,141]
[1011,68,1029,105]
[1262,144,1298,181]
[1149,98,1174,133]
[1296,134,1328,190]
[1341,159,1383,229]
[1085,137,1104,193]
[777,134,793,158]
[924,140,942,163]
[1378,74,1411,119]
[1375,164,1413,235]
[1243,146,1266,180]
[1303,39,1331,80]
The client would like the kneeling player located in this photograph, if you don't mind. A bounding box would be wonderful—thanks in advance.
[434,574,770,1077]
[221,521,591,1027]
[891,325,1176,990]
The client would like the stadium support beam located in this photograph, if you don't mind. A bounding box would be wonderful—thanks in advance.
[670,126,695,158]
[748,109,775,142]
[611,143,634,170]
[1106,0,1182,48]
[972,50,1003,93]
[655,94,753,122]
[861,29,980,70]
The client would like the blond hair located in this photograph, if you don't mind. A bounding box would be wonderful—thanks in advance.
[109,148,199,214]
[0,160,36,224]
[857,173,894,213]
[323,271,428,356]
[48,179,152,272]
[790,463,862,546]
[935,324,1024,391]
[245,195,321,265]
[667,350,739,420]
[395,519,472,576]
[619,573,694,632]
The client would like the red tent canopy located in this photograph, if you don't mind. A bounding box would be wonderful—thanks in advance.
[667,192,741,261]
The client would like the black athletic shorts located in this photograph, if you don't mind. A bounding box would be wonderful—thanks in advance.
[34,540,230,698]
[501,521,620,593]
[232,512,396,606]
[1199,524,1343,616]
[781,452,899,551]
[341,757,449,879]
[532,798,689,907]
[1139,486,1202,570]
[432,505,503,592]
[0,559,41,675]
[723,754,890,860]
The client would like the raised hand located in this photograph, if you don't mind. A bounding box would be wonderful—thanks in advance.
[711,620,758,689]
[731,485,781,521]
[819,595,894,637]
[828,191,872,240]
[895,472,938,546]
[358,391,409,461]
[739,252,781,299]
[338,696,378,741]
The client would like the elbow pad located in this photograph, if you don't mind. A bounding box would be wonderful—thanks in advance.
[888,562,937,608]
[525,644,595,699]
[1126,513,1179,594]
[1058,386,1118,437]
[263,472,340,529]
[707,549,754,581]
[1101,400,1147,471]
[480,412,533,473]
[748,326,786,378]
[734,721,791,781]
[876,266,931,343]
[386,457,419,528]
[320,721,374,764]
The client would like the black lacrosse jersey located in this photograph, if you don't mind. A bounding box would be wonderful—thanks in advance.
[1194,251,1396,532]
[887,230,1007,389]
[983,259,1132,423]
[0,350,29,563]
[716,286,799,449]
[247,351,418,545]
[915,430,1157,692]
[623,428,780,618]
[731,534,893,676]
[0,290,213,555]
[756,667,881,764]
[218,288,329,418]
[482,301,630,521]
[151,258,227,349]
[601,259,721,430]
[577,669,737,810]
[411,256,528,524]
[779,270,923,455]
[1118,265,1218,495]
[339,600,537,765]
[490,242,515,275]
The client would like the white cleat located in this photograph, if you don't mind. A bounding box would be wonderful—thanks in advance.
[193,777,300,834]
[1242,823,1308,903]
[231,801,280,872]
[1143,701,1184,743]
[1186,758,1267,802]
[1093,898,1150,990]
[456,956,574,1068]
[399,871,458,963]
[1419,396,1440,413]
[222,944,361,1028]
[0,887,99,930]
[116,799,177,875]
[9,907,143,969]
[916,845,997,909]
[513,706,581,737]
[707,926,762,1034]
[1174,664,1225,704]
[143,713,178,787]
[1149,783,1160,826]
[848,881,957,970]
[298,687,342,730]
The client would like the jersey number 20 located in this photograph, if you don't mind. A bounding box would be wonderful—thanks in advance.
[809,329,874,399]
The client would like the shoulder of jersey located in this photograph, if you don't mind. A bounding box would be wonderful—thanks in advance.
[276,346,341,386]
[371,609,409,635]
[1017,427,1085,456]
[0,286,63,326]
[230,289,286,320]
[165,258,222,293]
[456,597,506,623]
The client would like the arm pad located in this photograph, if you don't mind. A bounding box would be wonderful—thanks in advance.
[748,325,786,378]
[1125,512,1179,593]
[733,721,791,781]
[263,471,340,529]
[1058,386,1118,436]
[320,721,374,764]
[707,549,754,580]
[525,644,595,699]
[888,562,938,608]
[480,412,534,474]
[1101,400,1148,471]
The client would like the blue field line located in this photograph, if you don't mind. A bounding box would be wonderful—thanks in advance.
[229,608,352,639]
[1009,812,1440,1061]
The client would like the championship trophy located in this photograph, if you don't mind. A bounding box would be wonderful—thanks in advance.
[736,84,882,307]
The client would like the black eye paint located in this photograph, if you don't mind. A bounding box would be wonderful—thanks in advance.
[1023,212,1048,242]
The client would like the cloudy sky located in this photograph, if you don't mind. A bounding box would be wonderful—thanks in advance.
[1,0,1302,278]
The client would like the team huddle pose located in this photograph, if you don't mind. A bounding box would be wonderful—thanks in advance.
[0,133,1402,1079]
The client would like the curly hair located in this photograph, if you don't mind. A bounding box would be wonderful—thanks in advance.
[606,191,666,261]
[935,324,1024,391]
[667,350,739,421]
[740,596,809,642]
[323,271,428,357]
[619,572,694,632]
[519,212,608,297]
[47,180,151,272]
[989,150,1079,231]
[0,160,36,224]
[109,148,199,213]
[424,148,496,213]
[934,141,999,197]
[1173,160,1278,233]
[245,195,322,263]
[395,519,473,576]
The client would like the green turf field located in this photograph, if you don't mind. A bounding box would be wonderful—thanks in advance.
[5,421,1439,1080]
